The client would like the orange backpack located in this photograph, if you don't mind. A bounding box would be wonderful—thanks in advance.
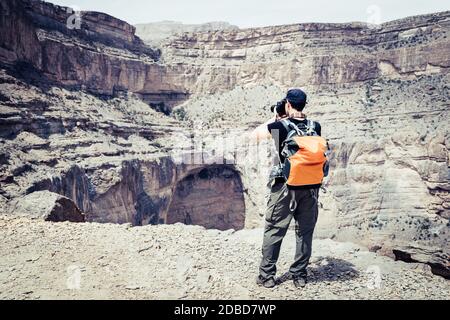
[280,119,330,189]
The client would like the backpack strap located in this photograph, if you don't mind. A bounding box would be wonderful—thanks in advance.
[280,119,291,133]
[306,119,316,135]
[284,119,306,136]
[325,140,331,156]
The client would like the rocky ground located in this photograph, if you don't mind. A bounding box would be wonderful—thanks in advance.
[0,215,448,300]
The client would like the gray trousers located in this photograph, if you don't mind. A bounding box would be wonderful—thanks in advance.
[259,181,319,279]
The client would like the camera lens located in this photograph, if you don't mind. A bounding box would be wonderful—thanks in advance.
[276,99,287,117]
[269,99,286,117]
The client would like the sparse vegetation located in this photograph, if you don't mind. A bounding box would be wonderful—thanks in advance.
[172,106,188,121]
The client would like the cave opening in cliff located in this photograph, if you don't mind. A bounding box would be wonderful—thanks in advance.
[165,165,245,231]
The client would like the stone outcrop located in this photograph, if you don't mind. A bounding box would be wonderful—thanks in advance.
[0,0,448,277]
[9,190,84,222]
[0,0,190,110]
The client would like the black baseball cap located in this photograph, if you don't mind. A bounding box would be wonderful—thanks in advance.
[286,88,307,107]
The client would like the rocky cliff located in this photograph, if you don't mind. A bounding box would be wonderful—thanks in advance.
[162,12,450,93]
[0,0,192,109]
[0,0,448,277]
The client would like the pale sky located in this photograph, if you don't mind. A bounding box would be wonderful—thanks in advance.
[49,0,450,28]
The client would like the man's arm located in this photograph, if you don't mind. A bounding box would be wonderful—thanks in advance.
[250,116,277,143]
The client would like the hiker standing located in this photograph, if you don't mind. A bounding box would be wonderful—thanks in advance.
[251,88,329,288]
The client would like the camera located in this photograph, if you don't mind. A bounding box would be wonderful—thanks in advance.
[270,99,287,117]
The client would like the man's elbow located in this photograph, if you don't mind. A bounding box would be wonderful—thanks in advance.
[249,129,260,142]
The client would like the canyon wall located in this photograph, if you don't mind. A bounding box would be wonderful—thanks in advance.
[161,12,450,94]
[0,0,192,109]
[0,0,448,276]
[0,67,252,230]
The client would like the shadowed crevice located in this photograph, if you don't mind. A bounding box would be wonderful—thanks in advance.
[165,165,245,231]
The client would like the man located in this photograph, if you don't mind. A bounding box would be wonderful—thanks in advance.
[251,88,322,289]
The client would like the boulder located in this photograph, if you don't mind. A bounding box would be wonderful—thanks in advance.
[10,191,85,222]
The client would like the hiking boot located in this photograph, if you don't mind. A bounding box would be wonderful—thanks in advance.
[275,272,292,285]
[293,276,307,288]
[256,275,276,288]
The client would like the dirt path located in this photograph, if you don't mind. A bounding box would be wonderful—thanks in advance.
[0,215,448,300]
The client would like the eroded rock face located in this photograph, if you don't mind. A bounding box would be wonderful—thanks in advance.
[0,0,190,110]
[166,166,245,230]
[83,160,247,229]
[162,12,450,93]
[9,190,84,222]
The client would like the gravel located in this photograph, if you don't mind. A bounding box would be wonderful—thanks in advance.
[0,215,448,300]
